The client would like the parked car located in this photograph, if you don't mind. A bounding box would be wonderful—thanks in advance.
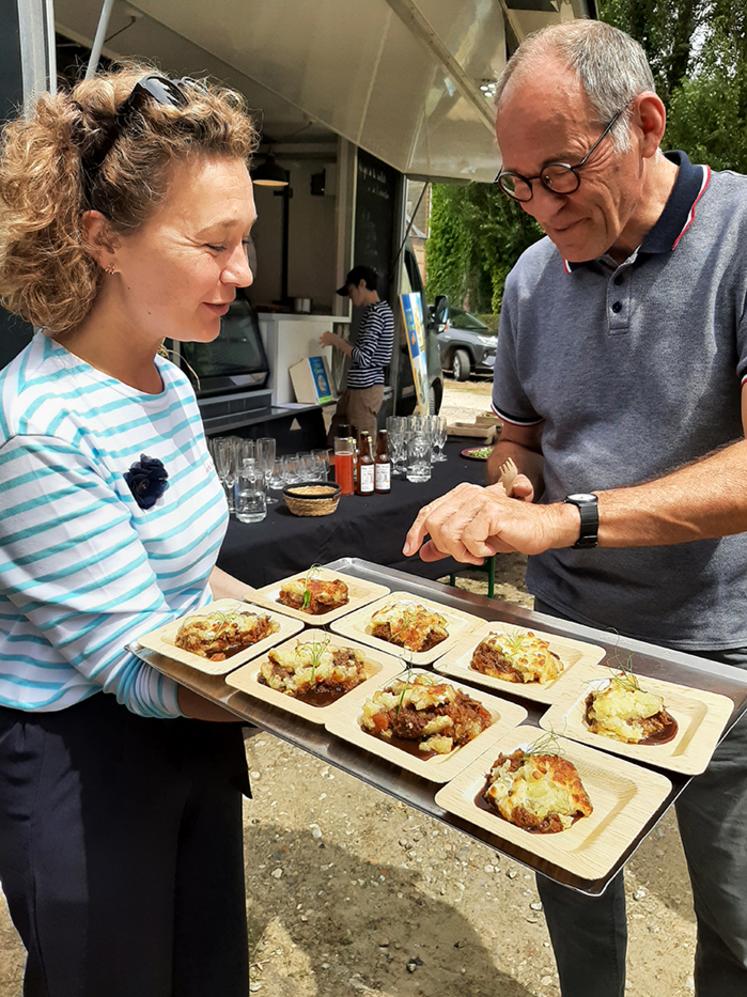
[436,307,498,381]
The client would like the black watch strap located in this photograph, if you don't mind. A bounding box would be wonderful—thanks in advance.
[564,493,599,549]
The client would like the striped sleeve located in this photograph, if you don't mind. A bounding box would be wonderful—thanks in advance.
[0,435,184,718]
[350,305,394,370]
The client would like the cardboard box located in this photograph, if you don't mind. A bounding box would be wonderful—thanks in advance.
[289,355,336,405]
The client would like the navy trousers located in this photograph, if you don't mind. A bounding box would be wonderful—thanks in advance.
[534,598,747,997]
[0,693,249,997]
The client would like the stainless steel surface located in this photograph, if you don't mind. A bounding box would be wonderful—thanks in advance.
[55,0,595,181]
[131,558,747,896]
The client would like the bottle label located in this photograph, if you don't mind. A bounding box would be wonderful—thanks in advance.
[375,463,391,491]
[359,464,375,493]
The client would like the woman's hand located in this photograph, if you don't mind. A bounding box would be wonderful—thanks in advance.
[319,331,336,347]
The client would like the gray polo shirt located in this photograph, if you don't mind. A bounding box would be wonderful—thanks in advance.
[492,152,747,650]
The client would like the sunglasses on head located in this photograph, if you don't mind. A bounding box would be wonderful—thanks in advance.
[81,75,202,205]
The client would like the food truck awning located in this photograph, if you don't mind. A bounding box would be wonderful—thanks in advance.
[55,0,596,182]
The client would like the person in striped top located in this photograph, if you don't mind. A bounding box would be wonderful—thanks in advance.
[321,264,395,440]
[0,67,259,996]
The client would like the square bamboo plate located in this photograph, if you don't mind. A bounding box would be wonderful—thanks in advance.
[253,568,390,625]
[435,725,672,880]
[136,598,304,676]
[539,661,734,775]
[329,592,484,667]
[225,631,403,724]
[324,667,528,783]
[434,621,606,705]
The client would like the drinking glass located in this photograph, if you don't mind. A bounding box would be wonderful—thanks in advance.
[236,461,267,523]
[257,437,276,502]
[405,432,432,483]
[433,415,448,462]
[213,437,238,513]
[269,458,285,492]
[405,414,420,440]
[387,416,406,476]
[237,438,256,466]
[282,453,301,484]
[312,449,330,481]
[425,415,439,463]
[298,452,315,480]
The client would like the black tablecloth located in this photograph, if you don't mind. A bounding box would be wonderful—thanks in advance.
[217,439,488,587]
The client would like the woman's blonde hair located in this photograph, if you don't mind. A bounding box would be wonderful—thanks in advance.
[0,63,258,333]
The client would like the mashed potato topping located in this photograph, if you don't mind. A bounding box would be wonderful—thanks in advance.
[368,601,449,653]
[360,673,491,755]
[485,749,593,833]
[259,639,366,700]
[585,672,677,744]
[471,630,563,684]
[278,575,349,614]
[175,610,278,661]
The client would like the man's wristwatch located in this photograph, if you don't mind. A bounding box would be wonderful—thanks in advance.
[563,493,599,549]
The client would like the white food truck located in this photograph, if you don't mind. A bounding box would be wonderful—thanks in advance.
[2,0,596,435]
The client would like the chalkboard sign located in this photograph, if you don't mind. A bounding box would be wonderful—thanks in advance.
[353,149,399,303]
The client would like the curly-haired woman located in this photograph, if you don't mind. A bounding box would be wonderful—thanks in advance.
[0,66,259,996]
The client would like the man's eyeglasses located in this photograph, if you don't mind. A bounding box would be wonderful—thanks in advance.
[495,107,626,203]
[81,75,199,204]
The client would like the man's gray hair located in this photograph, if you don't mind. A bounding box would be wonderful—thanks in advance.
[495,21,656,152]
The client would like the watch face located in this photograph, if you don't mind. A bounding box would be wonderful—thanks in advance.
[567,493,597,503]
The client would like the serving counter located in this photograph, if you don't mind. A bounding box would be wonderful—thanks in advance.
[217,440,486,586]
[131,558,747,896]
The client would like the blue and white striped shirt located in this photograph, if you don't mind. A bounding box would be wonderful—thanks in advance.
[347,300,394,389]
[0,333,228,717]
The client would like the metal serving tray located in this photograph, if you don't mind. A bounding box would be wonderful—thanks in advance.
[129,558,747,896]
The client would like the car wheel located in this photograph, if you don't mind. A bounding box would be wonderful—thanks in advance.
[453,349,471,382]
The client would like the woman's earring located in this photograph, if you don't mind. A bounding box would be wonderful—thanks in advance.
[104,263,117,276]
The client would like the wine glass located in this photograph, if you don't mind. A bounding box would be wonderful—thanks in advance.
[282,454,301,484]
[213,437,238,514]
[434,415,448,462]
[386,416,406,476]
[269,458,286,493]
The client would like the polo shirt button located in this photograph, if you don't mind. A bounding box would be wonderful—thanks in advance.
[611,300,623,313]
[614,274,624,285]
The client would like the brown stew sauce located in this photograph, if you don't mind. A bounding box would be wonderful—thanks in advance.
[257,676,361,708]
[363,729,438,761]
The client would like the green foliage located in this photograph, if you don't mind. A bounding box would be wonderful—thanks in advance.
[426,182,541,314]
[426,1,747,312]
[601,0,747,173]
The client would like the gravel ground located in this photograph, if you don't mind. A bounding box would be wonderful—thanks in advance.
[0,379,698,996]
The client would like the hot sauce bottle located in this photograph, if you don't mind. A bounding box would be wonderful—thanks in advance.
[374,429,391,494]
[357,432,375,496]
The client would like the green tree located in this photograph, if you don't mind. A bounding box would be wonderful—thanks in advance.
[602,0,747,171]
[426,1,747,312]
[426,179,541,315]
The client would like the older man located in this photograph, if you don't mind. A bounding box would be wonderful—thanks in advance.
[404,20,747,997]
